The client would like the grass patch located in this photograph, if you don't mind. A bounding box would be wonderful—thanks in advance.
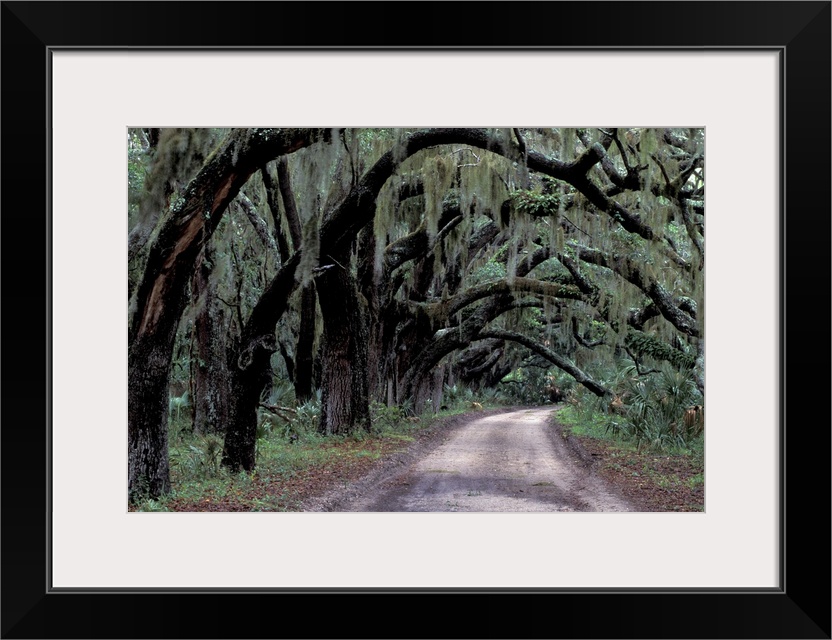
[554,405,704,512]
[556,405,611,439]
[686,472,704,489]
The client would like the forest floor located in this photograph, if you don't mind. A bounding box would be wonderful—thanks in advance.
[160,405,703,512]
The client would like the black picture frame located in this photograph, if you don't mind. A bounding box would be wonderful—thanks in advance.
[2,2,829,638]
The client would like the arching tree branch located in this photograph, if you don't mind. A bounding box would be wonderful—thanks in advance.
[478,329,610,397]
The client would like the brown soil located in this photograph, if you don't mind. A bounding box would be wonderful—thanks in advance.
[567,430,704,512]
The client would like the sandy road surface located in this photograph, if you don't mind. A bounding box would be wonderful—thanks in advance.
[305,407,633,512]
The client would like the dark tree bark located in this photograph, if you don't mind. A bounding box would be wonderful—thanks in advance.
[360,200,466,404]
[237,192,278,258]
[478,329,610,397]
[293,285,317,402]
[128,128,330,499]
[128,332,175,500]
[274,157,303,248]
[146,128,161,150]
[362,200,494,407]
[191,242,230,435]
[221,252,301,472]
[128,129,213,273]
[316,247,371,435]
[457,340,505,389]
[271,154,318,402]
[221,334,277,472]
[399,298,505,405]
[423,277,583,323]
[356,228,384,402]
[572,244,699,337]
[260,163,292,261]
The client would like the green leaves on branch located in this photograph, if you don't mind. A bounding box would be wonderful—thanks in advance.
[510,191,560,218]
[625,330,696,370]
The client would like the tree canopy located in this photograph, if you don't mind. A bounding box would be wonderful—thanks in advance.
[127,127,704,500]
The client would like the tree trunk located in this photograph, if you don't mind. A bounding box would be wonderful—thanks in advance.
[128,129,329,498]
[293,285,317,402]
[220,253,300,471]
[191,244,230,434]
[221,334,277,472]
[316,248,370,435]
[128,327,178,500]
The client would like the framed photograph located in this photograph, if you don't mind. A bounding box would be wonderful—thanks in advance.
[3,2,829,638]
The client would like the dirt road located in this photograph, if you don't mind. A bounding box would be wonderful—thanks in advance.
[305,407,634,512]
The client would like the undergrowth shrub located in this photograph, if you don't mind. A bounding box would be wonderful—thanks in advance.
[370,400,417,434]
[568,362,703,451]
[498,367,565,405]
[170,433,224,479]
[167,391,192,440]
[257,386,322,444]
[443,383,474,408]
[615,364,702,450]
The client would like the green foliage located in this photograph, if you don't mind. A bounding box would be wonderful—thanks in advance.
[625,330,696,370]
[167,391,192,439]
[263,380,296,408]
[131,498,171,512]
[499,367,553,405]
[170,433,224,479]
[127,131,148,211]
[686,472,704,489]
[168,391,190,423]
[370,400,417,434]
[478,386,509,406]
[438,383,512,411]
[295,395,322,436]
[468,257,506,286]
[561,357,702,452]
[557,404,611,440]
[611,364,702,450]
[543,370,572,402]
[443,383,474,406]
[510,191,560,218]
[260,390,323,444]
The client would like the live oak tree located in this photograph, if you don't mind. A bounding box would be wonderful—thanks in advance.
[128,128,332,497]
[128,127,703,500]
